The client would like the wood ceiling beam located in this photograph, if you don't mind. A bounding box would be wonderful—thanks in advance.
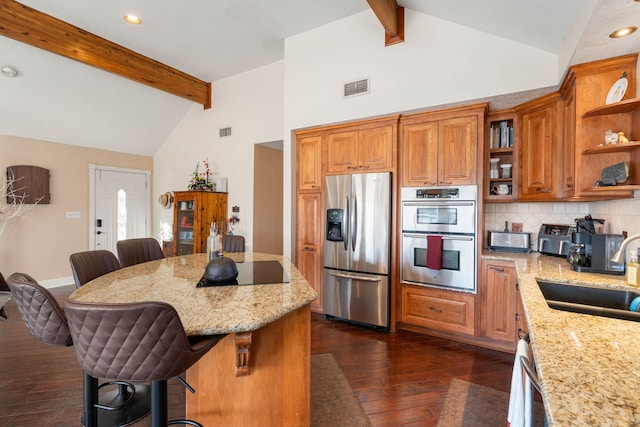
[366,0,404,46]
[0,0,211,109]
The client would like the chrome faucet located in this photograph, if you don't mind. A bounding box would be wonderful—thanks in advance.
[610,233,640,263]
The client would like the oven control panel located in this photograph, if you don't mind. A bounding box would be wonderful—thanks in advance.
[415,188,459,199]
[401,185,477,202]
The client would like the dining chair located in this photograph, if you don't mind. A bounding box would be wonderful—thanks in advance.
[7,272,151,427]
[64,299,225,427]
[222,235,245,253]
[116,237,165,267]
[69,250,122,289]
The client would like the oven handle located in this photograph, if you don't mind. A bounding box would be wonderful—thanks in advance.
[402,201,475,207]
[327,271,381,282]
[402,233,474,241]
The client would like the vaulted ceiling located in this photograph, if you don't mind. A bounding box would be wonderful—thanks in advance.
[1,0,639,155]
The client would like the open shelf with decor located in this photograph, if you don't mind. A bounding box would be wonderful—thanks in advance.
[579,96,640,194]
[485,110,517,201]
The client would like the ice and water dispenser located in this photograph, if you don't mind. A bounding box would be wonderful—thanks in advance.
[326,209,344,242]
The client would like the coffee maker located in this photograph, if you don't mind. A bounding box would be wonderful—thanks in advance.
[567,232,625,275]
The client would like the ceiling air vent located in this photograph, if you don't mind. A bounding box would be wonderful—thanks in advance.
[343,78,369,98]
[219,127,232,137]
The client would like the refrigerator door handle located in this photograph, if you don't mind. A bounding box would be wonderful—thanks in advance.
[327,271,382,282]
[343,195,350,251]
[351,192,357,252]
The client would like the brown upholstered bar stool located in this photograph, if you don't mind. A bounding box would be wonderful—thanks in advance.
[64,300,225,427]
[6,272,149,427]
[69,250,122,289]
[68,250,152,425]
[222,235,245,252]
[116,237,165,267]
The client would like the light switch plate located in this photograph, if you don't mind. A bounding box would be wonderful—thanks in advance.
[65,211,81,219]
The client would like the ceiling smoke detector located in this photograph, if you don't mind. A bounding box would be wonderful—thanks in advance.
[2,66,19,78]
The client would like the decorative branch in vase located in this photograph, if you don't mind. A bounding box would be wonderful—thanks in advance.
[0,175,41,238]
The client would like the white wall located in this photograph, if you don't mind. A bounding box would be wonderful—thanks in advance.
[153,61,284,251]
[282,9,560,256]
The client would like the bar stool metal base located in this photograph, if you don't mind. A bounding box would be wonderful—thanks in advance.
[82,375,151,427]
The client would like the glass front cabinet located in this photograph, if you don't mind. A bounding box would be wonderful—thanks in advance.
[172,191,228,256]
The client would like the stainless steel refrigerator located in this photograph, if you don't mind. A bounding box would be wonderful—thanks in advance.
[323,172,391,330]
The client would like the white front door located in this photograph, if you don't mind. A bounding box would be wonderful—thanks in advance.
[89,165,151,255]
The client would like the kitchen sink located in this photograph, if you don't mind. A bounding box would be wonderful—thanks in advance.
[536,279,640,322]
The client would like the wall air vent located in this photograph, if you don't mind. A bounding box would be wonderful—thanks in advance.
[219,127,232,137]
[343,78,369,98]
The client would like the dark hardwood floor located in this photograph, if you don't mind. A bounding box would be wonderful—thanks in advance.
[0,285,515,426]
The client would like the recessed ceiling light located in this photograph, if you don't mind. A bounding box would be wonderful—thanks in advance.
[610,26,637,38]
[1,66,19,78]
[124,14,141,25]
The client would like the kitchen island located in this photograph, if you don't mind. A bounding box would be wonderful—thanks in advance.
[69,252,318,426]
[483,250,640,426]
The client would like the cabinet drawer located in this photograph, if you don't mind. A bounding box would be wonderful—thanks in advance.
[401,285,475,335]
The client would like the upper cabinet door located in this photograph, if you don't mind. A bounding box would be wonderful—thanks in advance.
[401,121,438,187]
[438,116,477,185]
[297,134,323,191]
[517,94,562,200]
[358,126,394,171]
[327,130,359,173]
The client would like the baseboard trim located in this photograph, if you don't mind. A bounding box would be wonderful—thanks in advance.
[40,276,75,289]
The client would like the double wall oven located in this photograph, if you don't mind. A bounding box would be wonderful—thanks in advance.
[401,185,478,292]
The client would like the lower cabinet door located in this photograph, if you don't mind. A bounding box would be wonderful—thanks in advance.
[481,260,518,344]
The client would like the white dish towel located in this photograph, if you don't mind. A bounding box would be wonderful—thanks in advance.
[507,338,533,427]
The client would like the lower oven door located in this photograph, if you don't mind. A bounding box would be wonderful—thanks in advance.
[401,232,476,292]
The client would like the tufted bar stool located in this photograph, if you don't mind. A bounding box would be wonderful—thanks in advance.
[6,272,150,426]
[222,235,245,252]
[64,299,225,427]
[116,237,165,268]
[69,249,153,425]
[69,250,122,289]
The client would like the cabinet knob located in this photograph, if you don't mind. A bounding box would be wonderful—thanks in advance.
[440,181,452,185]
[359,165,370,169]
[429,306,443,313]
[536,187,551,193]
[489,266,505,272]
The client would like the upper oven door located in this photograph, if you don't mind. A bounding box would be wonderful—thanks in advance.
[402,200,476,234]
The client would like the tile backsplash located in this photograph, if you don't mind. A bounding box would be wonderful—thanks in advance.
[484,192,640,252]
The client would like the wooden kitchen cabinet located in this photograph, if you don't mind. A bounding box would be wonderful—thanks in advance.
[559,53,638,200]
[516,92,564,200]
[481,260,518,350]
[560,79,577,198]
[172,191,228,256]
[326,118,397,174]
[296,133,323,191]
[295,192,323,312]
[400,103,487,187]
[400,284,475,336]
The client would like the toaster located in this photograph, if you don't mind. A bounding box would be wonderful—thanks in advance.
[538,224,575,257]
[487,231,532,253]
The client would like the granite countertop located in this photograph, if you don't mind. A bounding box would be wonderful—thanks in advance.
[69,252,318,336]
[482,250,640,426]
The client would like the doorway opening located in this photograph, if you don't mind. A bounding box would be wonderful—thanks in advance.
[253,142,283,255]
